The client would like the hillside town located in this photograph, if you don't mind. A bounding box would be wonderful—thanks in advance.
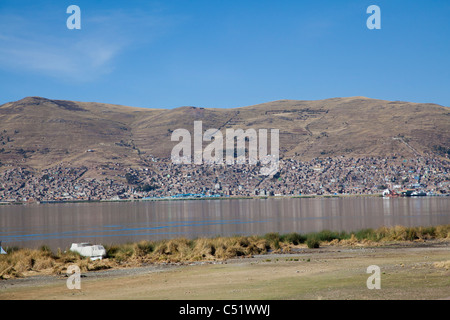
[0,155,448,203]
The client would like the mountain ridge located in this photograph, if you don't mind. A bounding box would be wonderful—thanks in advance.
[1,96,448,173]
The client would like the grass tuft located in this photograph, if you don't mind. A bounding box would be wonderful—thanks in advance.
[306,237,320,249]
[280,233,306,245]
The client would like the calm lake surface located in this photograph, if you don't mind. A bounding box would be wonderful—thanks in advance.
[1,197,449,250]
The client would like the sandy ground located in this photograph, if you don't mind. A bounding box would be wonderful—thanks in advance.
[1,241,449,300]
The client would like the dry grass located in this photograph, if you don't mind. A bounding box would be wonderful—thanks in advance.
[433,260,450,270]
[0,248,55,279]
[107,236,270,263]
[1,225,449,279]
[0,247,113,279]
[371,225,450,241]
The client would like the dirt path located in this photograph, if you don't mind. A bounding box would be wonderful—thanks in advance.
[1,243,449,300]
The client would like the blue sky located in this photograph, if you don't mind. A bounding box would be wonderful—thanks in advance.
[0,0,449,109]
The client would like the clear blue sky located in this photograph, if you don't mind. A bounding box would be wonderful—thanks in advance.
[0,0,449,109]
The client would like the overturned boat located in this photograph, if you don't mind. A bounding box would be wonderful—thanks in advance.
[0,241,6,255]
[70,243,106,260]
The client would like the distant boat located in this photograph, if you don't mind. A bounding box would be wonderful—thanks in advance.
[70,243,106,260]
[382,188,401,198]
[411,191,427,197]
[0,242,6,255]
[400,189,415,197]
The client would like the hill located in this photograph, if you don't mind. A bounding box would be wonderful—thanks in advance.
[0,96,448,174]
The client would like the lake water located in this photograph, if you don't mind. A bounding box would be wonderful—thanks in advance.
[0,197,449,250]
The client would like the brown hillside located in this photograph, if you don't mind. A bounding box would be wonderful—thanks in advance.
[0,96,448,172]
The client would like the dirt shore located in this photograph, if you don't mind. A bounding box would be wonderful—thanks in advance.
[1,240,449,300]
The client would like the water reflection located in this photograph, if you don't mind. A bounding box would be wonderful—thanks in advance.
[0,197,448,250]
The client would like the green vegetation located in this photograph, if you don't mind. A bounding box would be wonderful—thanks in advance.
[280,233,306,245]
[136,184,159,192]
[306,230,348,242]
[433,145,450,157]
[306,237,320,249]
[263,232,281,249]
[125,173,139,184]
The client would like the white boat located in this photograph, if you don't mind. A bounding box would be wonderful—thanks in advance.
[382,189,391,199]
[0,241,6,254]
[70,243,106,260]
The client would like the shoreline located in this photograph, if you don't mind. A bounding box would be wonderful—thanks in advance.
[1,192,448,206]
[1,240,449,300]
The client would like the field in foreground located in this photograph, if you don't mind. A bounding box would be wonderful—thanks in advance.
[0,225,449,300]
[0,241,449,300]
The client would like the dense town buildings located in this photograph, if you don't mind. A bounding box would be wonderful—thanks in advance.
[0,155,448,203]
